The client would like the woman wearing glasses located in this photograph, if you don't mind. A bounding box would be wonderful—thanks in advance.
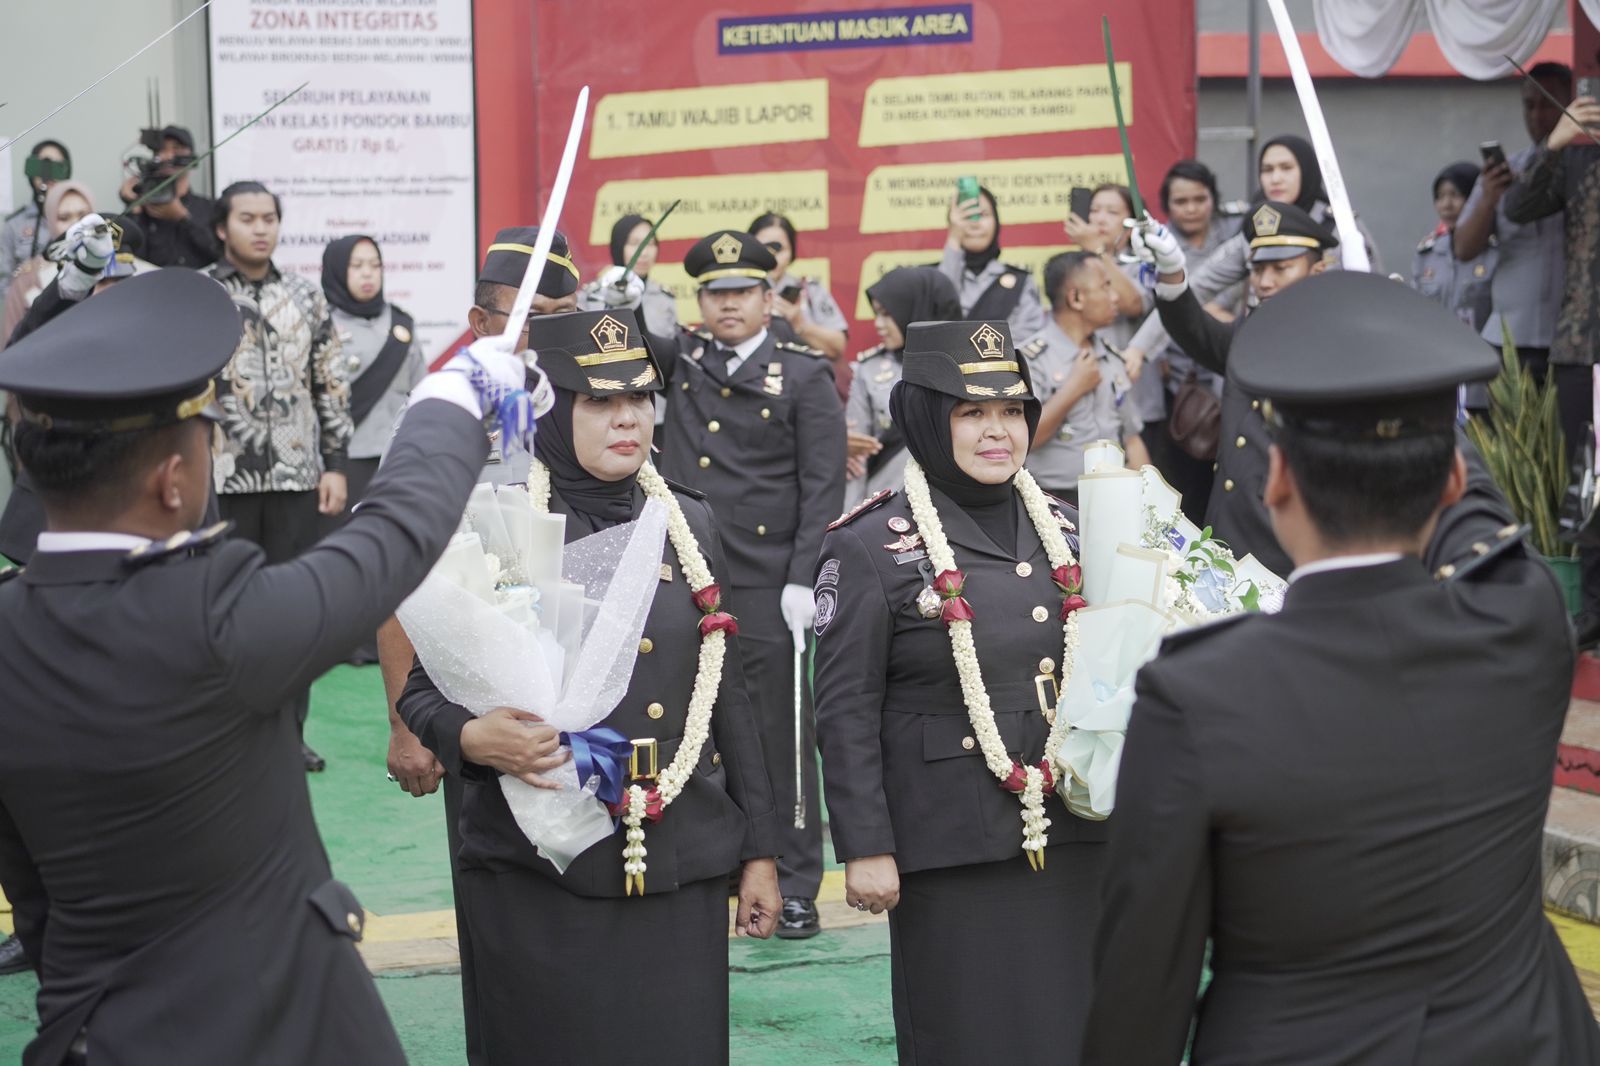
[749,212,848,364]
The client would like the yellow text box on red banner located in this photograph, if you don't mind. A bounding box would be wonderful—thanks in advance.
[853,246,1074,319]
[858,156,1125,235]
[654,258,832,327]
[591,79,830,159]
[591,171,829,245]
[859,63,1131,148]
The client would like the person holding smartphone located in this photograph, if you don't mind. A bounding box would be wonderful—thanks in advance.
[938,182,1050,344]
[749,212,847,364]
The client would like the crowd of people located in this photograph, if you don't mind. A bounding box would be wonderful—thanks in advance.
[1,60,1599,1066]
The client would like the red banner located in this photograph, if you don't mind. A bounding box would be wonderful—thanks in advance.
[475,0,1196,356]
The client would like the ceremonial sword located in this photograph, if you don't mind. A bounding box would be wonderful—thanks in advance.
[794,638,807,830]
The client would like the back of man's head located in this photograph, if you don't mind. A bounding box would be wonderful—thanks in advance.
[1274,423,1456,546]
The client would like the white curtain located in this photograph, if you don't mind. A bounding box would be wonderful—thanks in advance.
[1312,0,1565,81]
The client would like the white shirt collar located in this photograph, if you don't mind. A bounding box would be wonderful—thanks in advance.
[723,328,770,371]
[1288,552,1405,584]
[35,531,153,554]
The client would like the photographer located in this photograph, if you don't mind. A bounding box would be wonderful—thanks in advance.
[117,125,219,269]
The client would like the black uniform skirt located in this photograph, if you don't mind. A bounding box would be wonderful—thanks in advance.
[458,867,731,1065]
[888,843,1105,1066]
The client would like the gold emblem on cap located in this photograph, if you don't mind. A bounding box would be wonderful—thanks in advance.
[630,364,658,388]
[970,323,1007,359]
[392,324,412,344]
[1252,204,1281,237]
[711,232,742,265]
[591,314,629,352]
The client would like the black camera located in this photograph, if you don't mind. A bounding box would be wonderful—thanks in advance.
[131,154,194,206]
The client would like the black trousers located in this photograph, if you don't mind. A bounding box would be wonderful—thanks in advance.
[219,490,321,727]
[733,584,822,899]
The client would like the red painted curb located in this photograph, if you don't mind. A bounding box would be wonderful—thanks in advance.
[1556,743,1600,796]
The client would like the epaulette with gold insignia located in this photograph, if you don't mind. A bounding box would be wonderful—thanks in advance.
[0,566,23,585]
[124,521,233,568]
[685,326,713,342]
[776,339,826,357]
[661,476,707,501]
[854,343,887,363]
[829,488,896,530]
[1019,336,1049,360]
[1434,523,1527,582]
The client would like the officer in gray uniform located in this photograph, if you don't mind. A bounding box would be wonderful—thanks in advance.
[657,229,846,937]
[750,212,849,364]
[846,266,962,505]
[938,185,1049,342]
[0,140,70,305]
[1412,162,1495,333]
[1021,250,1146,502]
[0,267,518,1065]
[577,213,681,338]
[1083,271,1600,1066]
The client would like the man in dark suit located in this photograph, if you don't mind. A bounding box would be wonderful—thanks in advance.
[0,268,528,1064]
[657,230,846,937]
[1081,272,1600,1065]
[1133,200,1337,576]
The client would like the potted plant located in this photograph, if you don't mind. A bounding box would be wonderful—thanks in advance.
[1464,327,1581,613]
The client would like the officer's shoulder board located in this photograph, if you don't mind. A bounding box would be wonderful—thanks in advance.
[0,565,22,585]
[1416,234,1438,253]
[855,343,887,364]
[124,521,233,568]
[660,476,708,502]
[3,203,29,222]
[1434,523,1527,582]
[1019,336,1049,361]
[684,325,713,343]
[775,339,826,358]
[829,488,896,530]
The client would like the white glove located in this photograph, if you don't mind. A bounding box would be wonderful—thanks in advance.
[780,583,816,650]
[596,265,645,309]
[1129,215,1186,277]
[407,336,554,439]
[54,213,117,301]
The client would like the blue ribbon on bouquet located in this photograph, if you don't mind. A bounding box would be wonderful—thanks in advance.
[559,726,633,809]
[459,349,540,457]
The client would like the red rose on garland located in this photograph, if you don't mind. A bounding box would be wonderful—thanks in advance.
[933,568,975,626]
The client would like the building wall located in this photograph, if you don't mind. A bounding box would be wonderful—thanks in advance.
[1,0,212,219]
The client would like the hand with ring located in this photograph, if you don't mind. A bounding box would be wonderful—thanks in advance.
[844,853,900,915]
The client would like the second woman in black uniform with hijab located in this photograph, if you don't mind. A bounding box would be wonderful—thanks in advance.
[814,320,1106,1064]
[398,309,780,1065]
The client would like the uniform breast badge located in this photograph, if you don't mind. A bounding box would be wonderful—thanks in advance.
[763,361,783,396]
[915,584,943,619]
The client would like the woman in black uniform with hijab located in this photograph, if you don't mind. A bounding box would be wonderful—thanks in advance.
[397,308,780,1065]
[814,319,1106,1065]
[846,265,962,502]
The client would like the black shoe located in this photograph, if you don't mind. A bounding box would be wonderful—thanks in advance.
[1577,611,1600,652]
[0,934,29,975]
[775,896,821,939]
[301,742,326,773]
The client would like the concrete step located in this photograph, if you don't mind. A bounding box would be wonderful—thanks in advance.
[1546,786,1600,922]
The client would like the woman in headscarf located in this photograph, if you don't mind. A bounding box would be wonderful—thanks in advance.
[747,211,849,364]
[578,213,681,338]
[937,185,1049,343]
[845,266,962,504]
[1,179,95,341]
[814,319,1103,1065]
[397,308,780,1066]
[1120,133,1383,395]
[1412,162,1495,331]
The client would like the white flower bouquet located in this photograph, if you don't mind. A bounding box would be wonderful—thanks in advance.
[396,481,667,871]
[1055,441,1285,819]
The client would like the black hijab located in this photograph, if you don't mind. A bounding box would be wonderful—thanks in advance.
[321,234,386,319]
[891,380,1038,550]
[962,185,1003,275]
[1433,161,1480,200]
[609,214,650,268]
[1258,135,1326,213]
[533,388,640,530]
[866,267,962,356]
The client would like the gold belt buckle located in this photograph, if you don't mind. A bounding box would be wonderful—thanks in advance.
[1035,673,1061,725]
[629,738,659,782]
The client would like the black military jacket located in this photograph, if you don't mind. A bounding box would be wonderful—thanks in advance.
[1155,286,1290,574]
[1082,470,1600,1065]
[656,328,845,590]
[0,400,486,1066]
[398,482,778,899]
[812,487,1108,874]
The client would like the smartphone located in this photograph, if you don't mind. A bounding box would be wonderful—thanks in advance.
[1580,76,1600,100]
[779,282,803,304]
[1070,186,1093,222]
[956,175,982,220]
[1479,140,1506,170]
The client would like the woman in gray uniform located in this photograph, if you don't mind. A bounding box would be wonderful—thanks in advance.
[750,211,848,363]
[938,185,1049,343]
[578,213,681,338]
[1412,162,1496,331]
